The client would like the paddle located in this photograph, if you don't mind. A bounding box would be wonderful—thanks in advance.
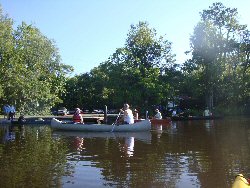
[111,112,121,132]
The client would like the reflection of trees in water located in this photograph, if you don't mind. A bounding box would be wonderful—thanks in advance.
[69,136,180,187]
[63,120,250,187]
[153,120,250,187]
[0,125,68,187]
[65,136,84,152]
[59,120,250,187]
[1,118,248,187]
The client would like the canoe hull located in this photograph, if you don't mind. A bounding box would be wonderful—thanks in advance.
[51,118,151,132]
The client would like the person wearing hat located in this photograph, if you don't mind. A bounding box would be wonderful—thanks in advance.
[133,109,139,120]
[73,108,84,124]
[120,103,134,124]
[154,109,162,119]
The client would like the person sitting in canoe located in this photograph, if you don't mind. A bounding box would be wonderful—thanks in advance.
[172,109,177,117]
[119,104,134,124]
[154,109,162,119]
[203,107,210,117]
[133,109,139,120]
[18,115,26,124]
[73,108,84,124]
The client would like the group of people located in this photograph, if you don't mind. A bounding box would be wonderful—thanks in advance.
[71,104,137,124]
[117,104,162,124]
[170,107,212,117]
[2,104,16,120]
[71,104,163,125]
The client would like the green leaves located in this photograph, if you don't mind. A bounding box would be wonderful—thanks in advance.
[184,2,250,113]
[62,21,177,113]
[0,9,73,114]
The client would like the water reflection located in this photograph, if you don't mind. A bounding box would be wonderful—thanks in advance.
[54,131,151,158]
[71,136,84,152]
[3,125,16,142]
[1,124,24,143]
[204,120,214,132]
[124,136,134,157]
[0,117,249,187]
[152,124,163,139]
[0,124,68,188]
[53,131,152,187]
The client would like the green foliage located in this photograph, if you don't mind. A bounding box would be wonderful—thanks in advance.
[0,7,73,115]
[182,2,250,114]
[1,3,248,116]
[0,127,69,187]
[63,21,177,114]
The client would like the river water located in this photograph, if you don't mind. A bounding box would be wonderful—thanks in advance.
[0,117,249,187]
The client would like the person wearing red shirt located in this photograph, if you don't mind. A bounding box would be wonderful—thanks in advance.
[72,108,84,124]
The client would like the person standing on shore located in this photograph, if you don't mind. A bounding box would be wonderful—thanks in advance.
[3,104,10,120]
[3,105,8,119]
[9,105,15,120]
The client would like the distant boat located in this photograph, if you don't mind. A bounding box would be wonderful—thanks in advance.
[51,118,151,132]
[171,115,222,121]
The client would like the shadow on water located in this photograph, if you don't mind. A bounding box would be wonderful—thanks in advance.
[0,117,249,187]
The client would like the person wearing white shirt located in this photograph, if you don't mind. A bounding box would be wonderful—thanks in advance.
[172,109,177,116]
[203,107,210,117]
[120,104,134,124]
[154,109,162,119]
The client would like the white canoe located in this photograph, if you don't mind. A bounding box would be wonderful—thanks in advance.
[51,118,151,132]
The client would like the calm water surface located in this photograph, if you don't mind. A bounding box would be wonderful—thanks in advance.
[0,117,249,188]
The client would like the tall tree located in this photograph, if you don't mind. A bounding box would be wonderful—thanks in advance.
[63,22,177,115]
[186,2,249,113]
[98,22,176,113]
[0,5,14,100]
[0,6,73,114]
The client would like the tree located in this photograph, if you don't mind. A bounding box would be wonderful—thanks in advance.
[63,22,177,115]
[0,6,73,114]
[185,2,249,114]
[0,5,14,100]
